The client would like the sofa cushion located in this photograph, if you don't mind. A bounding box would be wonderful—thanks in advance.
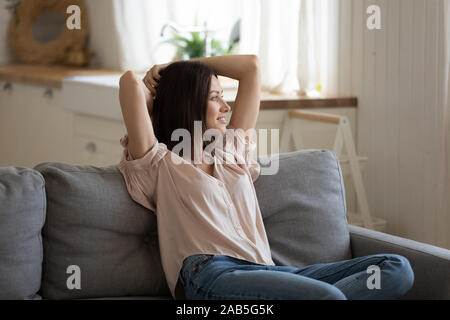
[33,162,170,299]
[0,167,46,299]
[254,149,351,267]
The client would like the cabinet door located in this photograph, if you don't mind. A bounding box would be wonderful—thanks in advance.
[70,113,125,166]
[0,81,22,166]
[71,136,123,167]
[0,82,73,168]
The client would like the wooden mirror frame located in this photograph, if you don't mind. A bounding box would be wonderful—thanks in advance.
[8,0,88,65]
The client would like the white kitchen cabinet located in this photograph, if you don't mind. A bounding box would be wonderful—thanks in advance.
[0,81,126,168]
[71,112,125,167]
[0,81,73,168]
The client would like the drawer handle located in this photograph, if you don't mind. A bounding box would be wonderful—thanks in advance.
[43,88,53,98]
[3,82,12,91]
[85,142,97,153]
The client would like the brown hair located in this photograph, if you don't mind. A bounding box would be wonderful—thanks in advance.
[151,61,218,161]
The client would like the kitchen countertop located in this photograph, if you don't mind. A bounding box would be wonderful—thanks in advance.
[0,64,121,88]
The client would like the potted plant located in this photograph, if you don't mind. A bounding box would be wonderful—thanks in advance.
[160,30,237,60]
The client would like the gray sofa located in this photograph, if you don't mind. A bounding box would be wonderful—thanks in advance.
[1,149,449,300]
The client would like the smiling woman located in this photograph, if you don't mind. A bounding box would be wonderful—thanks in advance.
[118,53,415,301]
[118,54,272,299]
[142,54,260,159]
[187,54,261,132]
[149,60,219,159]
[206,77,230,132]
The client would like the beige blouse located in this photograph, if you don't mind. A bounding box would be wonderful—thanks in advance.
[118,129,275,299]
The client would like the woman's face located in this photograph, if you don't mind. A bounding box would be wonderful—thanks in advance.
[205,75,231,135]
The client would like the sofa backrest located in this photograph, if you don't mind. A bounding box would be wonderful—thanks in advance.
[256,150,351,268]
[32,162,169,299]
[0,149,351,299]
[0,167,45,300]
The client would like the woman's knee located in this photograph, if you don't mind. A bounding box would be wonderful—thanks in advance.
[275,272,347,300]
[301,280,346,300]
[317,284,347,300]
[383,254,415,295]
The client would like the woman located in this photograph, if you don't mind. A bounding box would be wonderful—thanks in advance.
[118,54,414,300]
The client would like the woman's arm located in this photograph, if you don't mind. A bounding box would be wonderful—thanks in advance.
[140,78,154,117]
[189,55,261,131]
[143,55,261,131]
[188,54,259,81]
[119,71,157,160]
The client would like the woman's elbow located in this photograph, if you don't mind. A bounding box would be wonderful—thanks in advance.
[249,55,260,70]
[120,70,140,87]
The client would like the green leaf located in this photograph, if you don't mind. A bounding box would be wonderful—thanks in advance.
[173,34,191,43]
[161,29,235,58]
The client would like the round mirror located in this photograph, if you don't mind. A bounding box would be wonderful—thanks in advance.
[8,0,88,65]
[31,9,65,43]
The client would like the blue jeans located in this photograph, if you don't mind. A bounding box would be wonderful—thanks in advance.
[179,254,414,300]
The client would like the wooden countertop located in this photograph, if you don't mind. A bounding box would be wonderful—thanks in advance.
[236,93,357,110]
[0,64,121,89]
[0,64,357,109]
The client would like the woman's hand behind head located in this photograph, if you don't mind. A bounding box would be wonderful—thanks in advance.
[144,62,170,97]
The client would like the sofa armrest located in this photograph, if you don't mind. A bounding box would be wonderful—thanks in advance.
[348,224,450,300]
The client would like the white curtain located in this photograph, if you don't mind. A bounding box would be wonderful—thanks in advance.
[438,0,450,248]
[86,0,240,72]
[239,0,299,94]
[86,0,169,71]
[239,0,341,96]
[87,0,341,96]
[112,0,168,71]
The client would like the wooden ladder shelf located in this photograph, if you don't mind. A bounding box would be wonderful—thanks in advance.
[281,110,386,231]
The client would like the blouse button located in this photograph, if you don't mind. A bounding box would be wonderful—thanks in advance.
[218,182,224,187]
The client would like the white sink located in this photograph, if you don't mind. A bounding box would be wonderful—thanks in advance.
[62,74,136,121]
[62,74,237,121]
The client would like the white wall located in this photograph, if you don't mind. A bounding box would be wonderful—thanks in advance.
[339,0,449,249]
